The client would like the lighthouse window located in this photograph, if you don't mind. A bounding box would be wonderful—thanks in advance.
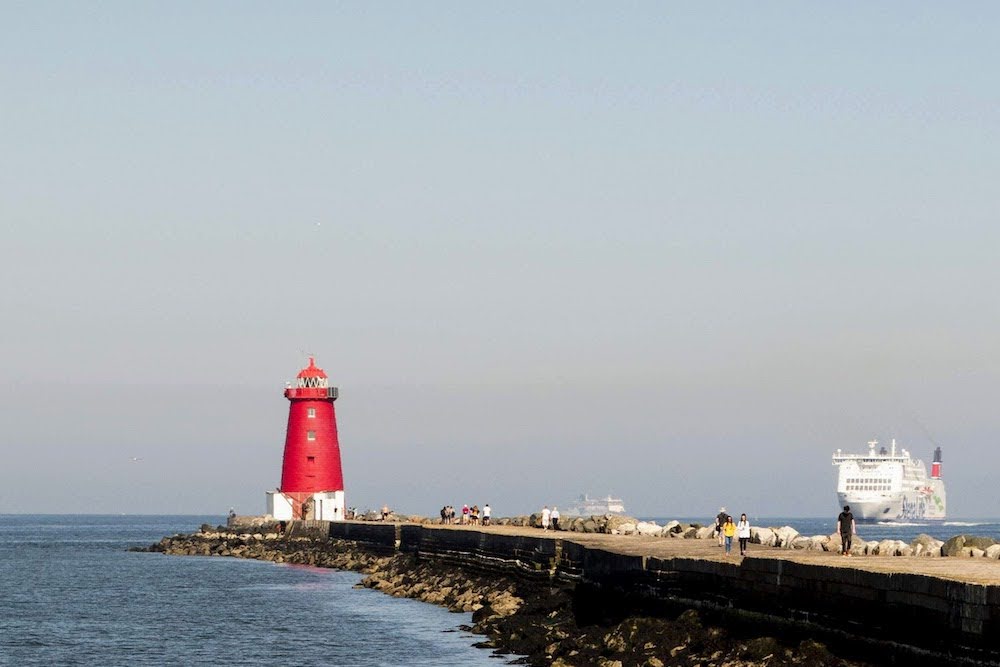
[307,408,316,418]
[307,456,315,463]
[307,430,316,441]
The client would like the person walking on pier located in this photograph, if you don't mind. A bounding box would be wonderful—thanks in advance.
[483,504,491,526]
[551,507,560,531]
[541,505,551,530]
[715,507,728,547]
[722,515,736,555]
[837,505,856,556]
[737,513,751,556]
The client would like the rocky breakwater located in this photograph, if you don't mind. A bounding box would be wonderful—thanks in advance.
[134,527,389,571]
[134,524,872,667]
[508,514,968,559]
[363,552,872,667]
[747,526,950,557]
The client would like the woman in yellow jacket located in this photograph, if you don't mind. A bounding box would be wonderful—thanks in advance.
[722,515,736,555]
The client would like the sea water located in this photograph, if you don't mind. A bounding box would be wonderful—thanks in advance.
[0,515,503,667]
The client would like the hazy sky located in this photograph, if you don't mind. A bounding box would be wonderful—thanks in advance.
[2,4,998,518]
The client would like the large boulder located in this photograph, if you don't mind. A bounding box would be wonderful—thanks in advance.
[587,515,611,532]
[986,545,1000,559]
[663,520,682,534]
[790,536,812,550]
[615,522,637,536]
[847,541,867,556]
[774,526,800,548]
[751,527,777,547]
[877,539,899,557]
[943,534,998,556]
[808,535,829,551]
[942,535,966,557]
[967,536,999,550]
[635,521,662,536]
[910,534,943,557]
[695,526,716,540]
[605,515,640,533]
[824,533,842,552]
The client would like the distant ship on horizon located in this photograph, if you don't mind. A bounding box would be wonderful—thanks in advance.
[832,439,946,523]
[564,494,627,517]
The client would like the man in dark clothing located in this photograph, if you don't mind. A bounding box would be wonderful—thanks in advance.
[837,505,856,556]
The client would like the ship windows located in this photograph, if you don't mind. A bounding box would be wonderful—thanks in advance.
[844,476,891,492]
[307,430,316,441]
[307,408,316,418]
[307,456,315,463]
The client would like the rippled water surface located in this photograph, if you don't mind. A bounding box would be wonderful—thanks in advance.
[0,515,501,666]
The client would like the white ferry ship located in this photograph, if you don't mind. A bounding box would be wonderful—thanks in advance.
[832,439,946,522]
[564,494,627,516]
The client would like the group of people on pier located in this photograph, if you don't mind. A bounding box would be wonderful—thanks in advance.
[713,505,859,557]
[440,503,491,526]
[539,505,560,530]
[714,507,751,556]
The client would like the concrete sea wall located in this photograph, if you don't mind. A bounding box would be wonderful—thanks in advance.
[323,521,999,665]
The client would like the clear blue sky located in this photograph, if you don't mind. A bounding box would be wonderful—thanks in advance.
[2,3,998,517]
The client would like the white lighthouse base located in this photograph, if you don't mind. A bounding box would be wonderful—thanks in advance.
[266,490,346,522]
[266,491,294,520]
[310,491,346,521]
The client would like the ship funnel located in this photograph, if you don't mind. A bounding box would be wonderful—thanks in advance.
[931,446,942,479]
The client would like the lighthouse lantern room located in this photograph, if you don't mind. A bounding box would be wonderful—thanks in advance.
[265,357,346,521]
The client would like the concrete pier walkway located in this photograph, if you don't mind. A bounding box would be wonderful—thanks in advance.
[430,522,1000,585]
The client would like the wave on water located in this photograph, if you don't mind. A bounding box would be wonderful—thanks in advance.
[943,521,984,527]
[876,521,928,527]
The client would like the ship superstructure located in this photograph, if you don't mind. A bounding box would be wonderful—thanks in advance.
[832,439,946,522]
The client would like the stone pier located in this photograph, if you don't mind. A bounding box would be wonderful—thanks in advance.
[316,521,1000,665]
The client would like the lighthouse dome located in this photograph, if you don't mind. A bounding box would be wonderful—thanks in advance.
[297,357,328,379]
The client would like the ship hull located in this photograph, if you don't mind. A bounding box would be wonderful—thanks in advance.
[836,477,946,523]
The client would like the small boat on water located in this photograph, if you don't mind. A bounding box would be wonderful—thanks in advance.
[563,494,627,517]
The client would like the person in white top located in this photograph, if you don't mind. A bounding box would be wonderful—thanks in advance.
[550,507,561,531]
[736,513,751,556]
[483,504,491,526]
[541,506,551,530]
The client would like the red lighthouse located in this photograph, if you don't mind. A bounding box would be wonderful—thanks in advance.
[266,357,345,521]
